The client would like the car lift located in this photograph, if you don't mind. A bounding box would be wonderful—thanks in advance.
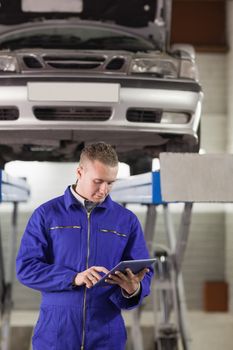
[0,170,30,350]
[111,153,233,350]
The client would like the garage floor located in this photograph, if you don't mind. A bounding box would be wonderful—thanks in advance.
[8,310,233,350]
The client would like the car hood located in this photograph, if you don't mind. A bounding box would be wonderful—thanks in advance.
[0,0,172,49]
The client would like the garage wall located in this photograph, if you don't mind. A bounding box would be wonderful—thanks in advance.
[197,53,227,153]
[225,0,233,313]
[227,1,233,154]
[226,206,233,311]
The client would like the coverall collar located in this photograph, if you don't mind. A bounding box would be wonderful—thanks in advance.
[64,186,113,211]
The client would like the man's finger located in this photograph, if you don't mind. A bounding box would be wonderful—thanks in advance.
[114,271,128,281]
[105,275,119,285]
[92,266,109,274]
[84,276,93,288]
[136,268,149,280]
[88,273,98,283]
[89,269,104,281]
[125,268,134,277]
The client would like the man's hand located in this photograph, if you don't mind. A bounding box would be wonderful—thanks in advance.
[105,268,149,295]
[74,266,109,288]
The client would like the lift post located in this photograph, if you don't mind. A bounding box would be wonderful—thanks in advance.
[0,170,30,350]
[111,153,233,350]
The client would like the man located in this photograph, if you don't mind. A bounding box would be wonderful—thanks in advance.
[16,142,153,350]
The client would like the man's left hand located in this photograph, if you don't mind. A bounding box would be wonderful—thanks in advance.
[105,268,149,295]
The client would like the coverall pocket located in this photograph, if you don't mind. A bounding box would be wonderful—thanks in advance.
[32,306,59,350]
[48,224,83,265]
[98,227,128,258]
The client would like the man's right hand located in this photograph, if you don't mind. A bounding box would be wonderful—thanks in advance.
[73,266,109,288]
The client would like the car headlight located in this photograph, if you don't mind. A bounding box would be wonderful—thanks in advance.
[131,59,178,78]
[180,60,198,80]
[0,56,18,72]
[161,112,191,124]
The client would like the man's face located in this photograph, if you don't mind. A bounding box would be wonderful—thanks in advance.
[76,159,118,202]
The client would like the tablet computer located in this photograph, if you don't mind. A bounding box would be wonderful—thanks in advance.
[94,258,156,287]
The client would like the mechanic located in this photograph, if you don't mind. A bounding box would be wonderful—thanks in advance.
[16,142,153,350]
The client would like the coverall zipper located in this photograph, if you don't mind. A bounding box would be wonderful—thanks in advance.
[100,228,127,237]
[81,209,92,350]
[49,225,81,230]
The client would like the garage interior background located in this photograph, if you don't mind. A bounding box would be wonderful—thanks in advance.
[0,0,233,314]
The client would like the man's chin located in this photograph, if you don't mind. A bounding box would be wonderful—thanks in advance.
[93,195,105,202]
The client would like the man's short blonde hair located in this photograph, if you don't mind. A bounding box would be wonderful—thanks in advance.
[80,142,118,167]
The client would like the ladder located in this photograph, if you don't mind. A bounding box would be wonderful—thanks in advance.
[111,153,233,350]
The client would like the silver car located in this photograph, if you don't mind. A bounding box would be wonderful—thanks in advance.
[0,0,202,173]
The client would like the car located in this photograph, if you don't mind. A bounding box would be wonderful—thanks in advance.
[0,0,202,174]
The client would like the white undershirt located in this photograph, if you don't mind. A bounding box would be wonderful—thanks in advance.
[70,185,86,206]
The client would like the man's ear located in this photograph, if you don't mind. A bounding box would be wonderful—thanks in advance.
[76,166,82,180]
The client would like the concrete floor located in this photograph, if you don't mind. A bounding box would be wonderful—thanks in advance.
[6,310,233,350]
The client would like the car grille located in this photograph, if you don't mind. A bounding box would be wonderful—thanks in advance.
[105,58,125,70]
[0,107,19,120]
[127,108,162,123]
[33,106,112,121]
[21,53,126,72]
[23,56,43,69]
[43,55,105,69]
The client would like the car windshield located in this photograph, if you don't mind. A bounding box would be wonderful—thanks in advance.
[0,25,157,52]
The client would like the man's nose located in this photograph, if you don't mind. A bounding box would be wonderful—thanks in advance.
[99,182,108,193]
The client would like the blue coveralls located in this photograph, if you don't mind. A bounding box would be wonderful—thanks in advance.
[16,187,153,350]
